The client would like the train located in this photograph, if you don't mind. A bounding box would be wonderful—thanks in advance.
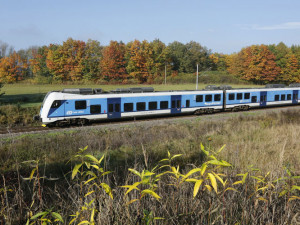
[35,84,300,127]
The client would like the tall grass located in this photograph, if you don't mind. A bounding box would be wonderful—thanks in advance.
[0,110,299,224]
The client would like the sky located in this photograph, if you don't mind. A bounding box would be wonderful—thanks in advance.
[1,0,300,54]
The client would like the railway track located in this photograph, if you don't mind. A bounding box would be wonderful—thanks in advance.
[1,105,300,137]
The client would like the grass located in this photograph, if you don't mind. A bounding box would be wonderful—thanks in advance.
[0,81,298,224]
[0,109,299,224]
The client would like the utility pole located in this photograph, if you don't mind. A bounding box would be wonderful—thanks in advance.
[196,64,199,90]
[164,63,167,85]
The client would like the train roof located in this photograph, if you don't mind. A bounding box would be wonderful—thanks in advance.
[48,84,300,96]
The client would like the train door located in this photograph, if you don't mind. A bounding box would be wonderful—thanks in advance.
[260,91,267,107]
[292,90,299,104]
[171,95,182,114]
[107,98,121,119]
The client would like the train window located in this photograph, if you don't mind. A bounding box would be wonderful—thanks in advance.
[251,96,257,103]
[229,93,235,100]
[214,94,221,101]
[281,94,286,101]
[124,103,133,112]
[205,95,212,102]
[108,104,114,113]
[51,100,61,108]
[137,102,146,111]
[149,102,157,110]
[287,94,292,100]
[177,100,181,108]
[160,101,168,109]
[275,95,279,101]
[196,95,203,102]
[75,100,86,110]
[244,93,250,99]
[237,93,243,100]
[90,105,101,114]
[186,100,190,107]
[115,104,120,112]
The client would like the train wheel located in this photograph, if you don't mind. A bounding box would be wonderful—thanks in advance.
[78,119,88,126]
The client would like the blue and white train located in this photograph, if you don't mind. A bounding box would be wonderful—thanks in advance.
[36,84,300,127]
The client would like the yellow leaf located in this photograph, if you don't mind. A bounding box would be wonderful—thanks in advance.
[126,199,139,205]
[183,168,202,180]
[208,173,218,193]
[193,179,204,197]
[233,181,243,185]
[72,163,82,180]
[141,189,161,200]
[205,184,212,192]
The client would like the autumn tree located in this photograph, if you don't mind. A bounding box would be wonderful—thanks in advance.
[30,46,53,82]
[46,38,86,82]
[100,41,127,82]
[0,52,27,83]
[228,45,280,84]
[126,40,153,83]
[209,53,228,71]
[278,53,300,83]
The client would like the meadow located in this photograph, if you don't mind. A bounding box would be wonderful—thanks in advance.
[0,108,299,224]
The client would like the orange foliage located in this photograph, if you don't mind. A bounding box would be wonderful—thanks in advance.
[0,52,27,83]
[100,41,127,81]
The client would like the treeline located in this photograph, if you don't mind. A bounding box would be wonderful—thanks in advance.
[0,39,300,84]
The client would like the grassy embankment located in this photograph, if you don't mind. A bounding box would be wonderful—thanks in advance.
[0,109,299,224]
[0,83,262,127]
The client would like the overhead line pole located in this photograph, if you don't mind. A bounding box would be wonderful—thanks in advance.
[196,64,199,90]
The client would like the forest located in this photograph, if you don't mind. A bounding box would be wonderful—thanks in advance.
[0,39,300,84]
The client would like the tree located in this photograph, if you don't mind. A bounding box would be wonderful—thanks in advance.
[100,41,127,81]
[0,52,27,83]
[209,53,228,71]
[148,39,168,81]
[126,40,153,83]
[0,41,9,59]
[167,41,211,73]
[278,53,300,83]
[81,39,103,81]
[30,46,53,81]
[227,45,280,84]
[46,38,86,82]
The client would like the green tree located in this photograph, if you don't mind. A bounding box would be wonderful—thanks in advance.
[81,39,103,81]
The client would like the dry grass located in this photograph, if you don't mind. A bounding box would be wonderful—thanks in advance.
[0,110,299,224]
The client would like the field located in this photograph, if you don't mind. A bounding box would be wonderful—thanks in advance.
[0,106,299,224]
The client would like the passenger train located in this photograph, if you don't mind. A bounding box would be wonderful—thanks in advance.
[35,84,300,127]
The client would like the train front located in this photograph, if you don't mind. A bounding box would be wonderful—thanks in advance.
[34,91,64,127]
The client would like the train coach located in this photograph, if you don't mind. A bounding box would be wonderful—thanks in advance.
[36,84,300,127]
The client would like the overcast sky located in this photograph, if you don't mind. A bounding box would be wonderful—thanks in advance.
[1,0,300,54]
